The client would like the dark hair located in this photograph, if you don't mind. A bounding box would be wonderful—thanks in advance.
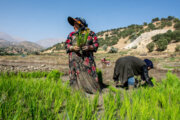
[144,59,153,68]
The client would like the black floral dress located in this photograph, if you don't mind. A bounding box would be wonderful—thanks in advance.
[65,29,100,93]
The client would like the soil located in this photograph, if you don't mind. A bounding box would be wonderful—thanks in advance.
[0,55,179,84]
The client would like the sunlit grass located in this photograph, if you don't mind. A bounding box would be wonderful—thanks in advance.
[0,71,180,119]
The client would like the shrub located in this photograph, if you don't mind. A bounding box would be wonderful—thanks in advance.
[173,18,180,23]
[160,22,166,29]
[175,36,180,42]
[156,38,168,51]
[173,30,180,42]
[102,44,108,51]
[98,38,104,46]
[143,22,147,26]
[132,46,137,49]
[146,42,155,52]
[161,17,167,21]
[108,47,118,53]
[175,45,180,52]
[148,23,156,30]
[167,16,175,21]
[152,17,159,23]
[174,22,180,30]
[166,21,172,26]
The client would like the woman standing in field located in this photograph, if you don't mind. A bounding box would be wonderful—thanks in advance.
[65,16,100,94]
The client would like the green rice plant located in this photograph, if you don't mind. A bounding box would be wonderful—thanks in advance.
[47,70,63,81]
[0,71,100,120]
[76,31,89,47]
[0,71,180,119]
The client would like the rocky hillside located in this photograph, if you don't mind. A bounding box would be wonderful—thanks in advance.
[0,32,43,55]
[43,16,180,53]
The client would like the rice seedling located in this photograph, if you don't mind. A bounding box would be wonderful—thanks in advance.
[76,31,89,47]
[0,71,179,119]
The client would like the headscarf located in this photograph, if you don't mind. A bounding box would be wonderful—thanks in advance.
[144,59,153,68]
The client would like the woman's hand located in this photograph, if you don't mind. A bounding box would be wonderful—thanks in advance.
[82,45,94,51]
[70,46,80,52]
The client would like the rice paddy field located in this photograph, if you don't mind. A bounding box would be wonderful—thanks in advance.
[0,70,180,120]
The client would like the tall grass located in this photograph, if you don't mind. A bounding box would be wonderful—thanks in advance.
[103,72,180,120]
[0,70,99,120]
[0,71,180,119]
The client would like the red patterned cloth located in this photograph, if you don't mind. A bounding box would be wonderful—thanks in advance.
[65,29,99,88]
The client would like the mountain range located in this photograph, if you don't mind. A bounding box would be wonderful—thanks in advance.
[0,32,65,55]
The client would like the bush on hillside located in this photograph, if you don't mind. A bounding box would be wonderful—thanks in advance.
[156,38,168,51]
[167,16,175,21]
[143,22,147,26]
[174,22,180,30]
[108,47,118,53]
[148,23,156,30]
[132,46,137,49]
[173,18,180,23]
[161,17,168,21]
[98,38,104,46]
[102,44,108,51]
[152,17,159,23]
[146,42,155,52]
[166,21,172,26]
[173,30,180,42]
[152,30,173,43]
[160,22,166,29]
[175,44,180,52]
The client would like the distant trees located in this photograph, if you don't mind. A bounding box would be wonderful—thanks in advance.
[167,16,175,21]
[96,16,179,52]
[149,28,180,51]
[143,22,147,26]
[152,17,159,23]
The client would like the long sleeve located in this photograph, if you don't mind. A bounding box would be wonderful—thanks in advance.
[91,32,99,52]
[65,32,74,53]
[141,65,154,86]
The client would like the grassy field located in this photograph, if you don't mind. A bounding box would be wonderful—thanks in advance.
[0,70,180,120]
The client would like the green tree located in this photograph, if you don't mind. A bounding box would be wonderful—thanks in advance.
[166,21,172,26]
[174,22,180,30]
[173,18,180,23]
[143,22,147,26]
[152,17,159,23]
[167,16,175,21]
[148,23,156,30]
[175,45,180,52]
[156,38,168,51]
[146,42,155,52]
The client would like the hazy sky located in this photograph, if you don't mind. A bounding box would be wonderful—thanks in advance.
[0,0,180,42]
